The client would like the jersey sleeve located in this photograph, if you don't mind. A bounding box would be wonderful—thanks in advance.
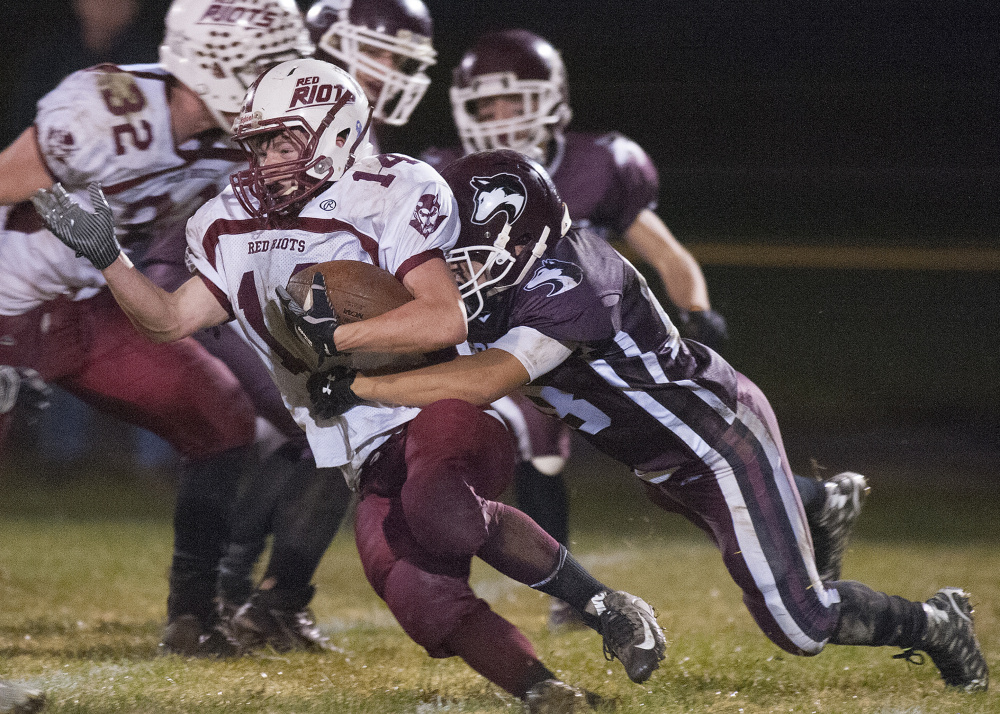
[490,326,574,381]
[595,133,660,235]
[183,195,234,317]
[375,160,460,281]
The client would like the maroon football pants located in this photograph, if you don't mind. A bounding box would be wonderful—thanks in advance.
[0,289,254,458]
[354,399,561,697]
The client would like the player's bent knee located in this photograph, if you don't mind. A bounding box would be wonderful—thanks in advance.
[383,559,482,657]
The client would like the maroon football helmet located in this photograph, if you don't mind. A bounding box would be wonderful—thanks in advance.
[450,29,571,162]
[305,0,436,126]
[441,149,571,321]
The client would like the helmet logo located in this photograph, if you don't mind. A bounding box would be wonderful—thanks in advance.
[409,193,446,238]
[197,2,279,28]
[290,76,352,109]
[469,173,526,225]
[523,259,582,297]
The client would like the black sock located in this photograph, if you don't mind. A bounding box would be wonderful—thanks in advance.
[514,462,569,546]
[829,580,927,648]
[530,546,605,631]
[794,473,825,518]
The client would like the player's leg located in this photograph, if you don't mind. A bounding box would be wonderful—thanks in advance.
[0,678,44,714]
[229,464,353,652]
[59,291,256,655]
[402,399,665,684]
[355,483,560,700]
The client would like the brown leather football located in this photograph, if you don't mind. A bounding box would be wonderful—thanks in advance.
[286,260,412,324]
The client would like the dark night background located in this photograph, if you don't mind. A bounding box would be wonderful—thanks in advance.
[0,0,997,462]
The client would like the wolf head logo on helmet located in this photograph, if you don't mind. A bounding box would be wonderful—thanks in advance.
[159,0,314,132]
[305,0,436,126]
[230,58,374,219]
[469,173,526,226]
[441,149,571,321]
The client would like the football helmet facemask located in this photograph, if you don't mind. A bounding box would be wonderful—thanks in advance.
[306,0,436,126]
[441,149,571,321]
[230,58,374,219]
[450,29,571,163]
[159,0,314,132]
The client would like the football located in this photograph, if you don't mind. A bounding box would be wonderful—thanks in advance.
[286,260,413,324]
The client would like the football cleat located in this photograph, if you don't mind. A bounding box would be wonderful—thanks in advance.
[0,679,45,714]
[160,614,238,658]
[523,679,589,714]
[229,590,335,653]
[594,590,666,684]
[548,597,590,632]
[812,471,869,582]
[895,588,989,692]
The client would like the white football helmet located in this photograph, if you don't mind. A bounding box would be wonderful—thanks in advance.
[306,0,436,126]
[450,29,572,163]
[159,0,314,131]
[230,58,374,218]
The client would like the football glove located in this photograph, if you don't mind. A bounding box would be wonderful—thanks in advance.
[31,182,122,270]
[276,273,341,358]
[307,366,362,419]
[0,366,52,419]
[677,308,729,351]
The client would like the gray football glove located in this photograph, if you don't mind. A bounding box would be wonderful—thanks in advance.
[31,182,122,270]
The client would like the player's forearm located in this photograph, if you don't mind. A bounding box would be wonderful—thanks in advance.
[626,209,711,312]
[353,352,521,408]
[102,256,194,343]
[335,297,467,354]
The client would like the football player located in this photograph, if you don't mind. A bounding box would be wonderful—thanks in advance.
[0,0,315,655]
[211,0,442,651]
[33,58,668,707]
[423,30,866,628]
[307,149,988,694]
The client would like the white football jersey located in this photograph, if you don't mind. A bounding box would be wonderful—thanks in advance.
[186,153,460,480]
[0,63,244,315]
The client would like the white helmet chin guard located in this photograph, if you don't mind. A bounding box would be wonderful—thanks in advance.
[230,58,374,218]
[159,0,314,131]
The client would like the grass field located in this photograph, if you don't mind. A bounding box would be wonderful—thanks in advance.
[1,432,998,714]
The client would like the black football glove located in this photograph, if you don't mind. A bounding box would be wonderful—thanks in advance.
[677,308,729,351]
[307,366,362,419]
[0,366,52,420]
[276,273,341,358]
[31,182,122,270]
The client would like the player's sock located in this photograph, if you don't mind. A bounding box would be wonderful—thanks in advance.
[529,546,605,631]
[513,461,569,546]
[218,443,310,604]
[442,600,554,698]
[259,466,352,595]
[828,580,927,647]
[794,473,825,518]
[168,444,250,625]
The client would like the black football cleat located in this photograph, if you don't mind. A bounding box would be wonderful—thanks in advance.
[229,588,336,653]
[896,588,988,692]
[594,590,666,684]
[812,471,869,582]
[160,614,238,658]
